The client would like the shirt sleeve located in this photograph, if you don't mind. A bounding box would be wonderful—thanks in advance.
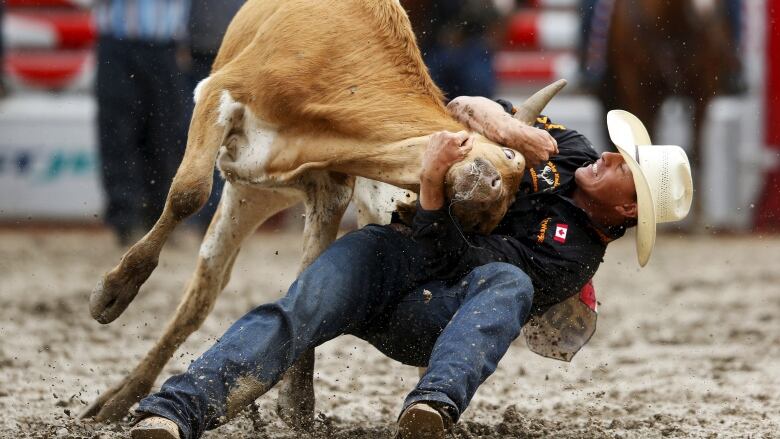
[412,203,541,281]
[412,203,599,307]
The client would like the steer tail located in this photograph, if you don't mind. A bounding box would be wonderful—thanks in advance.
[89,78,226,324]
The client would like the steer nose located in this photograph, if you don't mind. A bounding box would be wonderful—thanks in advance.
[472,158,502,198]
[449,158,504,202]
[488,174,502,191]
[473,172,502,199]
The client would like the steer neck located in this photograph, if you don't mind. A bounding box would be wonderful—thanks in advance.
[259,133,431,190]
[351,136,429,189]
[317,135,430,191]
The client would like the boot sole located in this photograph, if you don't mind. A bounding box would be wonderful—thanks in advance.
[130,418,180,439]
[397,404,446,439]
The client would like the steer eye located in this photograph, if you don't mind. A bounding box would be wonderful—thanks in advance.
[503,148,516,160]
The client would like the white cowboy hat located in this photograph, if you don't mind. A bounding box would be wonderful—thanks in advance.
[606,110,694,267]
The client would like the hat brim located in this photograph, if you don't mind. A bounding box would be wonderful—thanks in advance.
[606,110,656,267]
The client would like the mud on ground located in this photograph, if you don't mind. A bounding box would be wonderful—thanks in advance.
[0,229,778,438]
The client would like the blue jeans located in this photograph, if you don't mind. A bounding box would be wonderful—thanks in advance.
[136,225,534,439]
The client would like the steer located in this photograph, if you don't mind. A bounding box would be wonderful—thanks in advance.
[82,0,565,425]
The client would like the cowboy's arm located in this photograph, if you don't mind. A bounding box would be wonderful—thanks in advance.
[446,96,558,167]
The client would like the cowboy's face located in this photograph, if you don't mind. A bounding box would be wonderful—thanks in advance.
[575,152,638,218]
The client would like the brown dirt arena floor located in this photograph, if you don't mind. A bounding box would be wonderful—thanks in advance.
[1,228,779,438]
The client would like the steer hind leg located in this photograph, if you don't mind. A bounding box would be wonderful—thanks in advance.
[89,77,235,325]
[276,172,354,430]
[81,183,300,421]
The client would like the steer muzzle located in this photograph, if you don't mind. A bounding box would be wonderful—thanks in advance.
[440,137,526,234]
[447,158,503,204]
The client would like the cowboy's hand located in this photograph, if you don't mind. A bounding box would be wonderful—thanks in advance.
[421,131,474,183]
[420,131,474,210]
[509,125,558,168]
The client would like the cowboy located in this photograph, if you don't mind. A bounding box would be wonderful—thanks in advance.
[129,99,693,439]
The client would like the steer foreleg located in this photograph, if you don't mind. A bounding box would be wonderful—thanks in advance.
[81,182,300,421]
[276,171,354,431]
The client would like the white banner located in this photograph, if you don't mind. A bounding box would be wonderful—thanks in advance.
[0,94,104,220]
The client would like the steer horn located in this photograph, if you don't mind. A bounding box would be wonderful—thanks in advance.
[513,79,568,125]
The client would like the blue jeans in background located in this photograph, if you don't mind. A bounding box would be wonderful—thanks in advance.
[137,225,534,439]
[424,37,496,100]
[96,36,188,240]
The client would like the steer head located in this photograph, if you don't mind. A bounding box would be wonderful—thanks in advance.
[445,140,525,234]
[406,80,567,234]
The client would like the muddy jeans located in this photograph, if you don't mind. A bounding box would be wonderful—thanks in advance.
[136,225,534,439]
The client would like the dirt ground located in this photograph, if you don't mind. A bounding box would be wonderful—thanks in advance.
[1,227,778,438]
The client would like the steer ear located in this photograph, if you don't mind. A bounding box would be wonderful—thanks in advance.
[513,79,568,126]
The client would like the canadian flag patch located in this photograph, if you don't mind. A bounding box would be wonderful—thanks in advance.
[554,224,568,243]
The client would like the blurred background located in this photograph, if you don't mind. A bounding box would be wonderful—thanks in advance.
[1,3,780,437]
[0,0,778,237]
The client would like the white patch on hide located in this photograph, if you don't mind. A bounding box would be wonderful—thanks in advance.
[193,76,211,104]
[217,90,244,127]
[216,90,279,184]
[242,107,278,166]
[353,177,414,226]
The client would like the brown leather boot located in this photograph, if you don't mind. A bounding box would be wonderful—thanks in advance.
[395,402,452,439]
[130,416,181,439]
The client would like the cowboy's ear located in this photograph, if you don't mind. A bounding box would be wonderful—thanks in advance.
[615,202,638,218]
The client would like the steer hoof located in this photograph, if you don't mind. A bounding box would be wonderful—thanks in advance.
[90,276,140,324]
[90,251,158,324]
[81,375,153,422]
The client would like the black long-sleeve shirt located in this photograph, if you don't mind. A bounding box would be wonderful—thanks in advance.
[410,116,626,315]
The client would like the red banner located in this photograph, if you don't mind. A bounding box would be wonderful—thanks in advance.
[767,0,780,148]
[755,0,780,231]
